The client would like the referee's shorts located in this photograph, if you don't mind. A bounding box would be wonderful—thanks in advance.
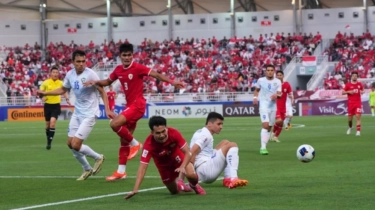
[44,103,61,121]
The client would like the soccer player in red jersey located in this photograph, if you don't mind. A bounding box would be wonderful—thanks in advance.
[84,43,184,181]
[107,85,116,111]
[342,72,364,136]
[125,116,206,199]
[271,70,293,142]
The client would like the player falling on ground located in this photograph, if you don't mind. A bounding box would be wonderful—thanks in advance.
[39,66,71,150]
[125,116,205,199]
[369,83,375,117]
[253,65,282,155]
[84,43,183,181]
[189,112,248,188]
[38,50,115,180]
[271,70,293,142]
[342,72,364,136]
[284,96,294,130]
[107,85,117,112]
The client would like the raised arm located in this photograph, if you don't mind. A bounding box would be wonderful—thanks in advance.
[84,78,113,87]
[149,70,184,88]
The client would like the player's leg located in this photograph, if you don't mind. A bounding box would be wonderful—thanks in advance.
[110,106,142,156]
[259,111,271,155]
[69,116,104,179]
[355,107,362,136]
[371,105,375,116]
[272,111,284,142]
[46,105,60,149]
[44,104,52,149]
[215,142,248,188]
[185,163,206,195]
[67,115,92,180]
[347,106,354,135]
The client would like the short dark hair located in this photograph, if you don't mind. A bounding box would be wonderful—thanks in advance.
[372,82,375,88]
[351,72,358,77]
[276,70,284,75]
[119,43,134,54]
[205,112,224,125]
[50,66,59,72]
[265,64,275,70]
[149,116,167,131]
[72,50,86,61]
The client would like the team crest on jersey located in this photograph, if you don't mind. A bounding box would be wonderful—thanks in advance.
[273,82,278,86]
[81,78,86,83]
[128,74,133,80]
[170,143,176,148]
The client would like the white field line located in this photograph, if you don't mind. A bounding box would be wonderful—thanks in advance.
[10,177,224,210]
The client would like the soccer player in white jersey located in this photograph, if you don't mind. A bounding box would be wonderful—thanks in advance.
[189,112,248,189]
[284,96,294,130]
[253,64,282,155]
[38,50,116,180]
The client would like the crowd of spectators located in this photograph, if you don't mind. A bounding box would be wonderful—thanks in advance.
[322,30,375,90]
[0,31,322,102]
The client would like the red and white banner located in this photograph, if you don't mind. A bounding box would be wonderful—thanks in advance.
[261,21,271,26]
[302,56,317,66]
[67,28,77,33]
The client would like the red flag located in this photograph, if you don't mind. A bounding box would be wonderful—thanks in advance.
[302,56,317,66]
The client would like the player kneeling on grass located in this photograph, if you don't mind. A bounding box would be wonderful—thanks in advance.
[125,116,205,199]
[189,112,248,189]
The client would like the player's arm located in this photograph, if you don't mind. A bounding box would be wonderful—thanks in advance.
[253,88,260,105]
[125,162,148,199]
[175,144,191,174]
[39,87,69,96]
[97,86,116,119]
[189,144,201,165]
[342,85,352,95]
[149,70,184,88]
[84,78,113,87]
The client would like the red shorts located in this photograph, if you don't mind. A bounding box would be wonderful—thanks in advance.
[109,103,115,111]
[157,151,184,185]
[121,100,146,130]
[347,104,362,116]
[276,109,286,121]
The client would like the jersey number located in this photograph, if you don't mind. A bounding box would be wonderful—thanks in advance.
[123,82,128,90]
[74,81,80,90]
[175,156,181,163]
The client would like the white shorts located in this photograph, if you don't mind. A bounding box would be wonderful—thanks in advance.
[286,105,293,117]
[68,114,97,140]
[195,149,226,184]
[259,110,276,126]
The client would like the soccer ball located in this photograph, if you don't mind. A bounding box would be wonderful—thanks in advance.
[296,144,315,163]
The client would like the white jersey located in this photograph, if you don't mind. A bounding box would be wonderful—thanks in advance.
[190,127,214,168]
[63,68,100,118]
[254,77,281,112]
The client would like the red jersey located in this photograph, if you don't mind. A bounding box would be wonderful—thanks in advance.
[344,82,363,105]
[277,82,292,112]
[140,127,187,168]
[109,62,151,105]
[107,91,116,104]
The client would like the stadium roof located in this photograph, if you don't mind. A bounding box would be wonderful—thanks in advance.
[0,0,367,20]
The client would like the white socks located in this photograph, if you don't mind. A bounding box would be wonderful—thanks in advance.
[117,165,126,174]
[72,149,91,171]
[79,144,101,160]
[261,128,270,149]
[130,138,139,147]
[284,118,289,128]
[224,147,239,178]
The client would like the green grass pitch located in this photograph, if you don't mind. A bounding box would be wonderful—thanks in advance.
[1,116,375,210]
